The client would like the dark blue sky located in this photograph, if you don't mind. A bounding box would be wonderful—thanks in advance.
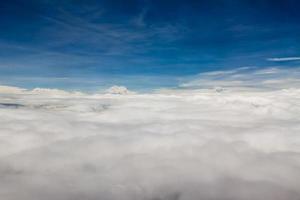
[1,0,300,90]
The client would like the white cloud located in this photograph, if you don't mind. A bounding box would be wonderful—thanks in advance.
[1,68,300,200]
[0,85,27,94]
[267,57,300,61]
[180,66,300,90]
[105,85,135,95]
[30,88,84,97]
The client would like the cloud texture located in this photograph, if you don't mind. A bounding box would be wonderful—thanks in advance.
[1,67,300,200]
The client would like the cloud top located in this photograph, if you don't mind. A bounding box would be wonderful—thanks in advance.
[0,85,27,94]
[105,85,135,95]
[1,67,300,200]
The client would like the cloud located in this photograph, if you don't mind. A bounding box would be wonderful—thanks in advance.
[180,66,300,90]
[106,85,135,95]
[1,68,300,199]
[0,85,85,95]
[0,85,27,94]
[267,57,300,62]
[30,88,84,97]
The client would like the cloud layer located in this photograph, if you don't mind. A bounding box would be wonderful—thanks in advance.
[1,67,300,200]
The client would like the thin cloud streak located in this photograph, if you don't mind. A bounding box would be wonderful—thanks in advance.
[267,57,300,62]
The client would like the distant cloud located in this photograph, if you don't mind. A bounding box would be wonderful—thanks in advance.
[106,85,135,95]
[0,85,85,96]
[180,67,300,89]
[267,57,300,61]
[0,85,26,94]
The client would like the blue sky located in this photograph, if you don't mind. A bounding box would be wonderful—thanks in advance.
[1,0,300,91]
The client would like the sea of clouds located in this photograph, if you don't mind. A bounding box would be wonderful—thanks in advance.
[1,67,300,200]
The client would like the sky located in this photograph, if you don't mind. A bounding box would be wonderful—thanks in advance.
[1,1,300,199]
[1,0,300,90]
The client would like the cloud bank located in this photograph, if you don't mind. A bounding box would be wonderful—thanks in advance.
[1,67,300,200]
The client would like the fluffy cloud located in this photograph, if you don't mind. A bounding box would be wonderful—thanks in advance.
[106,85,135,95]
[0,85,27,94]
[1,67,300,200]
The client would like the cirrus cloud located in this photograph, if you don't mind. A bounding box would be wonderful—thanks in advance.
[267,57,300,62]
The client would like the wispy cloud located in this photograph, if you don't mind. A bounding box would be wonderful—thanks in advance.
[267,57,300,62]
[180,66,300,90]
